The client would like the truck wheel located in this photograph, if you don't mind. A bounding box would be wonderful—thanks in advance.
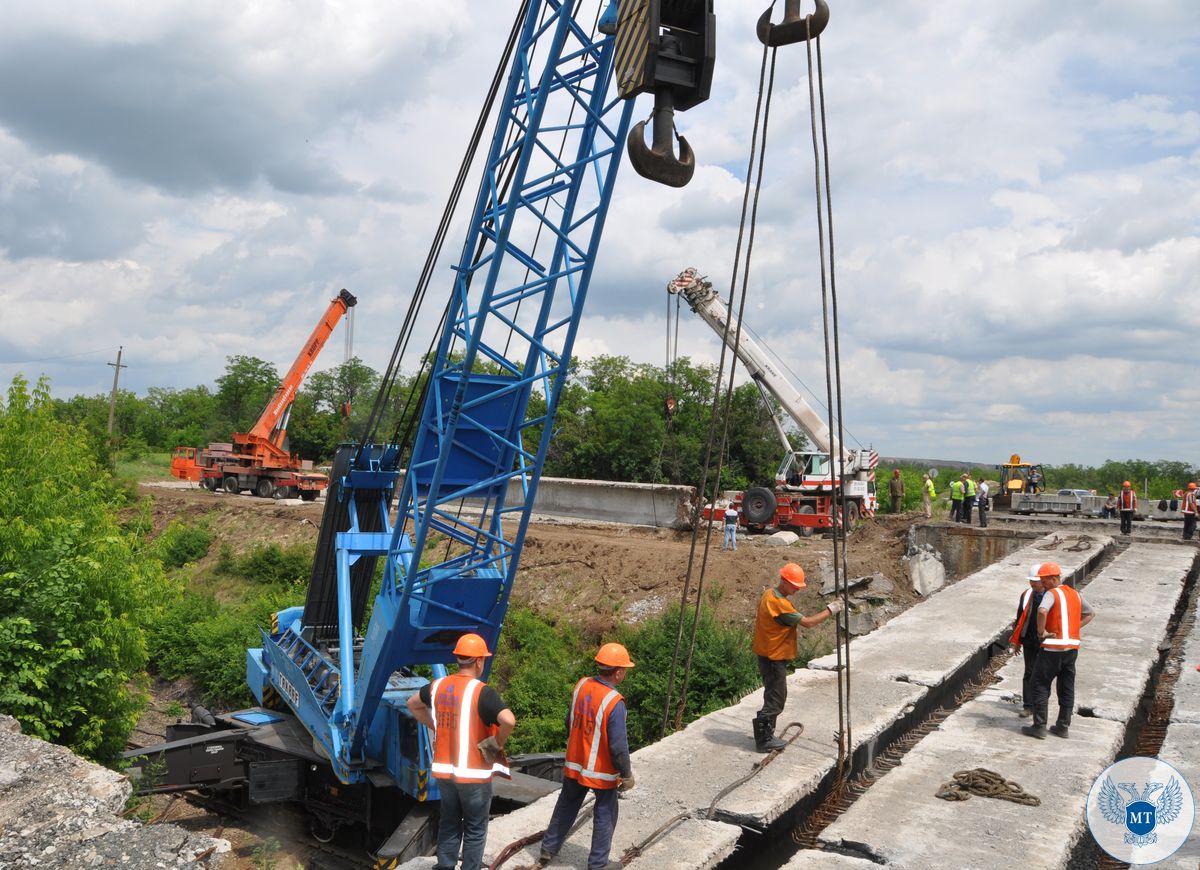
[300,490,318,502]
[844,500,860,528]
[223,475,241,494]
[255,478,276,498]
[742,487,777,525]
[796,504,815,537]
[202,477,218,492]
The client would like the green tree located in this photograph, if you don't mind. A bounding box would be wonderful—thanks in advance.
[215,355,279,432]
[0,376,164,761]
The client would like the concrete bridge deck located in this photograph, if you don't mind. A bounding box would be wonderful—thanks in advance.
[399,533,1199,870]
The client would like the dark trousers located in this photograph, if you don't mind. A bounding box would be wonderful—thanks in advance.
[890,495,902,513]
[961,496,974,524]
[542,777,619,870]
[1120,509,1134,534]
[950,500,962,522]
[1184,513,1196,540]
[1020,639,1040,708]
[1029,649,1077,729]
[757,656,788,717]
[977,498,988,527]
[434,779,493,870]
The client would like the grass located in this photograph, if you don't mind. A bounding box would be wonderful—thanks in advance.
[116,451,173,482]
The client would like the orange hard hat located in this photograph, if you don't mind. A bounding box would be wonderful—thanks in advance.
[1189,483,1197,491]
[452,633,492,658]
[1123,480,1132,487]
[595,642,635,669]
[1037,562,1061,579]
[780,563,807,589]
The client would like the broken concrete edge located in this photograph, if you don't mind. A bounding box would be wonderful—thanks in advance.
[0,714,229,868]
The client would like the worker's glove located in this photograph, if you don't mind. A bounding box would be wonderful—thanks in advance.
[826,599,844,616]
[618,774,636,793]
[477,735,503,764]
[1007,643,1018,655]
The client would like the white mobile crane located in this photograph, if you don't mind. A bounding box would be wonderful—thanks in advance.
[668,267,878,535]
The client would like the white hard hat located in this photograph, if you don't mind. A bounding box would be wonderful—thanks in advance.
[1027,563,1042,581]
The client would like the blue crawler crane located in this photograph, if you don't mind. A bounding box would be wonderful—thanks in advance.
[123,0,731,863]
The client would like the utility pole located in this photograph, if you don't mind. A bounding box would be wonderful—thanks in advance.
[107,346,127,436]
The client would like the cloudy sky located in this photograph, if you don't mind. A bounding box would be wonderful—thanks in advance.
[1,0,1197,467]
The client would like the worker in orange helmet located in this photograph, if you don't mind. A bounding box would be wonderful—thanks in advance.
[407,633,516,870]
[539,643,635,870]
[751,563,841,752]
[1181,482,1197,540]
[1118,480,1137,535]
[1021,563,1095,740]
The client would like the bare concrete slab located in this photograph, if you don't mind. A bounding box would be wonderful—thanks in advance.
[819,544,1192,869]
[1171,617,1200,725]
[809,533,1109,687]
[782,849,882,868]
[1155,722,1200,869]
[819,697,1124,868]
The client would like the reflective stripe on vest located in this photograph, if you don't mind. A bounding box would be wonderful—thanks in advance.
[429,675,510,782]
[1009,588,1034,646]
[1041,586,1082,650]
[1120,491,1136,509]
[562,678,622,788]
[1183,492,1197,514]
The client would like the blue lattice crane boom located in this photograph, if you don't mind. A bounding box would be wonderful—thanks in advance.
[123,0,833,860]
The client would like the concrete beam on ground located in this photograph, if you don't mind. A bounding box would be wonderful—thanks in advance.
[1170,612,1200,724]
[819,544,1195,869]
[1155,722,1200,869]
[809,533,1110,687]
[781,849,882,868]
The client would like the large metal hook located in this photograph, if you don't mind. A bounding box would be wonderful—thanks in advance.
[626,91,696,188]
[757,0,829,47]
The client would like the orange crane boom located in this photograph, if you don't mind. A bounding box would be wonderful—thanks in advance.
[171,289,357,499]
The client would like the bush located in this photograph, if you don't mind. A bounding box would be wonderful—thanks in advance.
[618,604,760,749]
[0,376,166,762]
[152,520,213,568]
[219,542,313,585]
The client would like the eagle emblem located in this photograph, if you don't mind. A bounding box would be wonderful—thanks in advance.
[1097,776,1186,847]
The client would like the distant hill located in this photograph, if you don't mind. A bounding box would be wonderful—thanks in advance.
[881,457,995,472]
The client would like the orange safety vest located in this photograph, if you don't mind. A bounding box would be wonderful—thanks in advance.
[429,674,510,783]
[1183,492,1197,515]
[1041,585,1083,651]
[563,677,624,790]
[1120,490,1137,510]
[1009,588,1037,646]
[752,588,798,661]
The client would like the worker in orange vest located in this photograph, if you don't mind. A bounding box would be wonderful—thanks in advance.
[1118,480,1137,535]
[1007,564,1046,718]
[1182,482,1197,540]
[752,563,842,752]
[407,633,516,870]
[539,643,635,870]
[1021,564,1095,740]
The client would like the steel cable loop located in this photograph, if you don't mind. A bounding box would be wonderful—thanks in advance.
[935,768,1041,806]
[704,721,804,820]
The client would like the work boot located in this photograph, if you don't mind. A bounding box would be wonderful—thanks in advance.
[538,847,554,866]
[1021,724,1046,740]
[1018,707,1033,718]
[1049,724,1069,739]
[753,714,785,753]
[598,863,623,870]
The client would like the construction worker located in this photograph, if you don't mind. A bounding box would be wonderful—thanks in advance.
[1008,564,1045,718]
[539,643,635,870]
[723,503,740,551]
[960,473,977,525]
[1021,563,1095,740]
[949,478,963,522]
[1182,482,1197,540]
[407,633,516,870]
[1118,480,1137,535]
[888,468,905,513]
[976,478,990,528]
[922,473,935,518]
[751,563,842,752]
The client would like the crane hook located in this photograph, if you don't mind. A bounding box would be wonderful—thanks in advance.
[627,90,695,188]
[757,0,829,47]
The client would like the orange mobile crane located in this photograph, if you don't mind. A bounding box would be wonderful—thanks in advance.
[170,289,357,499]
